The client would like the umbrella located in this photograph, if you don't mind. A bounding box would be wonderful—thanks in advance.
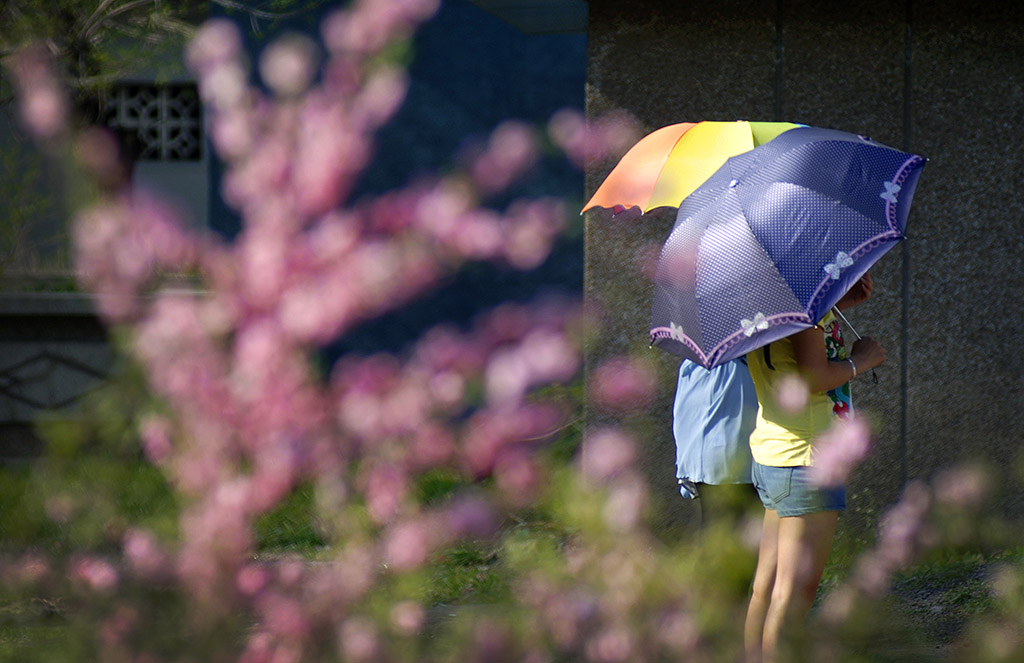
[582,120,803,214]
[649,125,926,369]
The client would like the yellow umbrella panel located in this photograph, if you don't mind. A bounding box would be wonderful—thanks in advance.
[582,120,802,214]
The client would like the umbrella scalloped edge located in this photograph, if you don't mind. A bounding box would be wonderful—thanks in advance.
[650,311,814,368]
[884,154,927,229]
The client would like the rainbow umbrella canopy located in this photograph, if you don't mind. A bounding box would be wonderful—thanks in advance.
[582,120,803,214]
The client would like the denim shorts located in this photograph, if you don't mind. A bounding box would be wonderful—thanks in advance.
[751,462,846,517]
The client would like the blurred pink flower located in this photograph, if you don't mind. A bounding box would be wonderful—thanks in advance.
[140,413,174,467]
[495,449,541,506]
[352,66,409,129]
[186,19,243,72]
[124,529,171,580]
[321,0,439,56]
[547,108,640,169]
[339,616,380,662]
[444,496,497,539]
[237,564,270,597]
[260,34,319,97]
[7,46,68,140]
[383,520,433,571]
[408,424,456,469]
[503,198,566,269]
[71,556,119,593]
[580,429,637,482]
[585,625,635,663]
[658,610,700,654]
[259,592,310,639]
[810,416,872,487]
[363,463,408,524]
[589,356,657,414]
[934,463,991,508]
[390,600,426,635]
[467,121,539,194]
[603,475,647,533]
[851,481,933,598]
[5,554,50,586]
[775,374,810,414]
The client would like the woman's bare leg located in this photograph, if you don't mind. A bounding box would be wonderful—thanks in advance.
[761,510,838,661]
[744,509,780,663]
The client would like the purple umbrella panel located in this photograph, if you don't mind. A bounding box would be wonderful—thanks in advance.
[649,126,926,369]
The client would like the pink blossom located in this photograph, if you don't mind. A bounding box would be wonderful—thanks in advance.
[100,606,138,648]
[352,66,409,129]
[186,19,243,72]
[580,429,637,482]
[260,593,310,639]
[339,616,380,662]
[445,496,497,539]
[408,424,456,469]
[503,198,566,269]
[585,625,635,663]
[140,415,174,465]
[495,449,541,506]
[5,554,50,586]
[383,520,433,571]
[260,34,319,97]
[363,463,408,524]
[237,564,270,597]
[203,61,251,112]
[658,610,700,654]
[7,46,68,140]
[485,349,532,404]
[547,108,640,169]
[589,356,657,414]
[849,481,933,598]
[810,416,872,487]
[390,600,426,635]
[71,556,119,593]
[602,475,647,533]
[467,121,539,194]
[934,463,991,508]
[124,529,171,580]
[775,373,810,414]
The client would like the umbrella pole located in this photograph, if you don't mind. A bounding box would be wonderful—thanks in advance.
[832,307,879,384]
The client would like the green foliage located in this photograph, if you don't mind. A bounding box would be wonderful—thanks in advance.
[255,482,328,555]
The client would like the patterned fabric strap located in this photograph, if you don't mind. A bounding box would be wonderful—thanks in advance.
[823,317,852,420]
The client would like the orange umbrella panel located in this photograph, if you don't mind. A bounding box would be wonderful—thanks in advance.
[582,120,803,214]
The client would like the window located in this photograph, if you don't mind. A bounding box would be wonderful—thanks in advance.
[104,83,202,161]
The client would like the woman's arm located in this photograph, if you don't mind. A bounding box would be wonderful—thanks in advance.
[836,273,873,311]
[790,326,887,393]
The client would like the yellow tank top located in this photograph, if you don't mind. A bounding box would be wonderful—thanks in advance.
[746,312,843,467]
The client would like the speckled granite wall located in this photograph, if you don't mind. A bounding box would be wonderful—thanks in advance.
[585,0,1024,536]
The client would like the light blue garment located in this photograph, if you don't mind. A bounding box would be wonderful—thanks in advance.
[673,358,758,499]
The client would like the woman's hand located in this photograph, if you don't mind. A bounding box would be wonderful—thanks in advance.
[850,336,886,372]
[836,273,873,310]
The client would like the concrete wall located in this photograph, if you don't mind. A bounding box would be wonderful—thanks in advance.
[584,0,1024,536]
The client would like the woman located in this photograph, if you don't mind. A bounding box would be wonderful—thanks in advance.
[743,274,885,662]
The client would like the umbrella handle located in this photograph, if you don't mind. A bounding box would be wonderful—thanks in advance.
[832,308,879,385]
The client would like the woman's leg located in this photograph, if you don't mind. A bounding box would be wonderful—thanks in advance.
[744,508,780,663]
[761,510,838,661]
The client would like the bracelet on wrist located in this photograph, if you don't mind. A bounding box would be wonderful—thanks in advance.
[847,358,857,377]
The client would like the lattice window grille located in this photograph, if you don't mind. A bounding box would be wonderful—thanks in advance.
[105,83,202,161]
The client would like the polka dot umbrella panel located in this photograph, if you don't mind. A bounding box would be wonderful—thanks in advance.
[649,126,927,369]
[582,120,803,214]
